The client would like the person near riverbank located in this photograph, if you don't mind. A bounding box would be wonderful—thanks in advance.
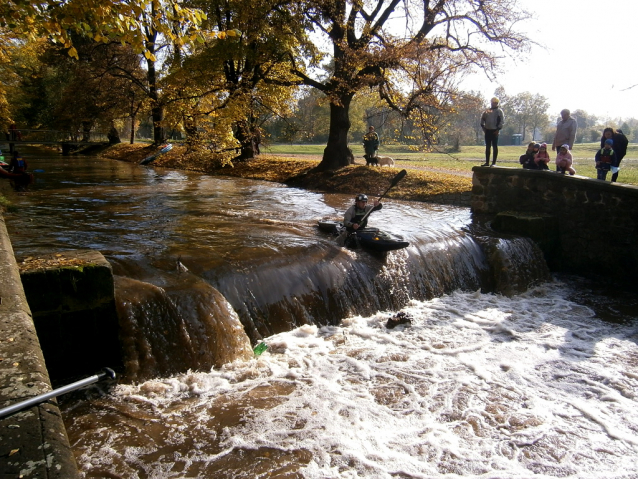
[600,128,628,182]
[552,109,577,152]
[363,126,380,164]
[534,143,551,170]
[8,150,28,174]
[344,194,382,232]
[519,142,539,169]
[595,139,616,181]
[480,97,505,166]
[555,144,576,175]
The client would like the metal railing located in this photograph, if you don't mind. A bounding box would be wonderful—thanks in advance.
[5,129,109,144]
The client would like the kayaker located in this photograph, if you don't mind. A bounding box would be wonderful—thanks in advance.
[344,194,382,232]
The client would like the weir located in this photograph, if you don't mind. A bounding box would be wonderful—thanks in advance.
[472,165,638,284]
[0,155,556,384]
[109,224,550,382]
[0,155,582,476]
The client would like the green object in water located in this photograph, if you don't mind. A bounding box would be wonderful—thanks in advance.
[253,342,268,356]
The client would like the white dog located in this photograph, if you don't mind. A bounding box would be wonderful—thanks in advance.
[376,156,395,167]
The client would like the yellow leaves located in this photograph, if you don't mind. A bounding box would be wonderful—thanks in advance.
[144,50,157,62]
[68,46,78,59]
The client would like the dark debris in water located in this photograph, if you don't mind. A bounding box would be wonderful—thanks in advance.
[386,311,413,329]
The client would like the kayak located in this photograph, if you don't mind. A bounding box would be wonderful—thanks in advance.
[317,220,410,252]
[140,143,173,165]
[0,166,34,184]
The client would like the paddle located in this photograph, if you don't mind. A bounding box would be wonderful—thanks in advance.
[357,169,407,227]
[337,169,407,246]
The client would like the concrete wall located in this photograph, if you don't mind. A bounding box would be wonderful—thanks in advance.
[20,250,122,385]
[471,166,638,283]
[0,214,80,478]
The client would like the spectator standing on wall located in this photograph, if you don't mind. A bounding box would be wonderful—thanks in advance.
[552,109,577,152]
[595,139,616,181]
[600,128,628,183]
[480,97,505,167]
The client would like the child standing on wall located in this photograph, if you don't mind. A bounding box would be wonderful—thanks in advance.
[595,139,616,181]
[534,143,551,170]
[555,144,576,175]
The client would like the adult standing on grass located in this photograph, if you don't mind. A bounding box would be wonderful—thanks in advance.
[600,127,628,183]
[552,109,577,152]
[480,97,505,167]
[363,126,380,163]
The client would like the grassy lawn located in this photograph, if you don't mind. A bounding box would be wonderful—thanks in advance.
[264,142,638,186]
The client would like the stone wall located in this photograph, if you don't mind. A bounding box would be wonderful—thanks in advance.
[0,214,80,478]
[471,166,638,283]
[19,250,122,385]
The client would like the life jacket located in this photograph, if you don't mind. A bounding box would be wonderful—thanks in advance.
[599,148,613,164]
[352,207,369,228]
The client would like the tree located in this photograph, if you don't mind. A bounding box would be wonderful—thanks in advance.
[289,0,530,171]
[506,92,549,142]
[0,29,15,130]
[526,94,550,142]
[571,109,598,144]
[441,91,486,148]
[159,0,308,158]
[1,0,208,144]
[0,0,205,60]
[4,35,147,140]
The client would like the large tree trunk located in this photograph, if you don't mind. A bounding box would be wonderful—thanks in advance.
[151,102,165,145]
[317,95,355,171]
[146,26,165,146]
[233,120,257,161]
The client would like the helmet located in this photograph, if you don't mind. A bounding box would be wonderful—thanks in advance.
[355,194,368,202]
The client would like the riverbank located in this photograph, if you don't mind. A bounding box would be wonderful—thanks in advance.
[100,143,473,204]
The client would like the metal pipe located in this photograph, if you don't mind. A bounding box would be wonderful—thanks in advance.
[0,368,116,419]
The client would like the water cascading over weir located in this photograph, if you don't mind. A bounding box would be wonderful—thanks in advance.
[2,156,552,384]
[111,225,550,383]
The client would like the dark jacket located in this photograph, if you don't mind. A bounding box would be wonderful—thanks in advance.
[519,152,537,169]
[363,132,380,156]
[9,155,27,173]
[595,147,617,170]
[344,203,383,230]
[600,132,628,160]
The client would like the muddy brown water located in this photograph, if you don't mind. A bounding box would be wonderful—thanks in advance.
[3,149,636,478]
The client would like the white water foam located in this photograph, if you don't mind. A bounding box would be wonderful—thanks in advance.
[73,282,638,478]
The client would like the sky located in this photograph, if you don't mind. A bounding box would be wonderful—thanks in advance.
[460,0,638,121]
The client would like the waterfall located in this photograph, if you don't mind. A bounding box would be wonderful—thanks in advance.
[115,276,253,383]
[209,228,551,344]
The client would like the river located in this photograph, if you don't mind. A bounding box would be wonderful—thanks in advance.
[2,149,637,478]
